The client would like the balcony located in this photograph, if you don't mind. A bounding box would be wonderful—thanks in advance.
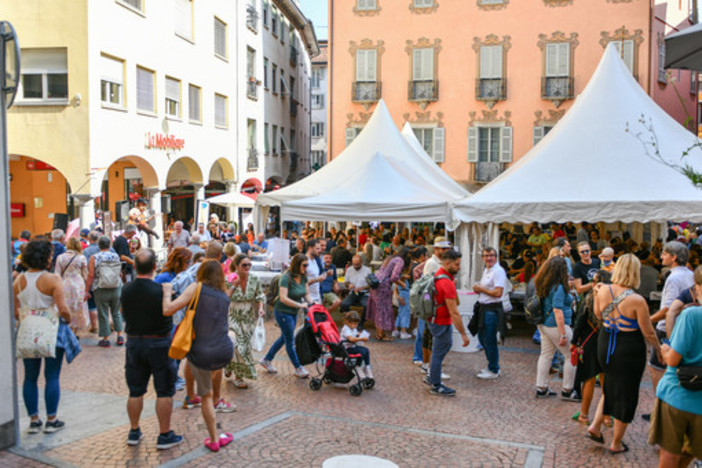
[246,4,258,32]
[476,78,506,108]
[475,161,502,183]
[352,81,381,103]
[246,78,257,100]
[289,98,298,117]
[290,46,299,66]
[247,148,259,171]
[408,80,438,103]
[541,76,573,107]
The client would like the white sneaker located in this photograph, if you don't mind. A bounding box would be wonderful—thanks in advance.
[400,332,413,340]
[427,370,450,380]
[413,360,423,366]
[391,330,400,338]
[259,358,277,374]
[294,367,310,379]
[420,363,429,374]
[476,369,500,380]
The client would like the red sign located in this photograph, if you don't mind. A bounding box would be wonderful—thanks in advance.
[26,160,56,171]
[145,132,185,150]
[10,203,25,217]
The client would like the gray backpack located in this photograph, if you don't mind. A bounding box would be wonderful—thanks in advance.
[96,259,122,289]
[410,273,451,321]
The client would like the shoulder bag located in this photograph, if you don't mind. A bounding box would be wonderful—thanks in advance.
[15,274,60,359]
[169,283,202,360]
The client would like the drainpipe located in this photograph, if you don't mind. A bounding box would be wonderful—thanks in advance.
[328,0,333,162]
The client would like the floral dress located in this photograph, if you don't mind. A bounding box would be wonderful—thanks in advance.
[366,256,405,331]
[225,274,265,379]
[56,251,88,331]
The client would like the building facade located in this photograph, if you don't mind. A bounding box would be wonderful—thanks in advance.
[6,0,317,238]
[329,0,699,187]
[311,40,328,170]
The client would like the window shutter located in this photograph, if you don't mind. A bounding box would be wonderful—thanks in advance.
[546,43,569,77]
[214,18,227,57]
[356,50,366,82]
[101,55,123,84]
[413,48,433,81]
[467,127,479,162]
[175,0,193,38]
[22,48,67,73]
[136,67,153,111]
[166,77,179,101]
[346,128,357,147]
[499,126,513,163]
[188,85,200,121]
[432,127,445,163]
[367,50,377,81]
[623,40,634,73]
[480,46,502,79]
[264,123,269,153]
[533,126,544,146]
[558,43,569,76]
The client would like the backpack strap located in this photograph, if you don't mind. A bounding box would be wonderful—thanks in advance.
[432,273,452,310]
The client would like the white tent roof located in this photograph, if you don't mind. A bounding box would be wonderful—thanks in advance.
[260,100,469,227]
[207,191,255,208]
[454,44,702,224]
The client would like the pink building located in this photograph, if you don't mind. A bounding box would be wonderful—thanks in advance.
[328,0,699,186]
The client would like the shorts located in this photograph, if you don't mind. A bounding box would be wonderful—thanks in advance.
[125,337,177,398]
[648,398,702,459]
[188,360,213,397]
[87,296,96,310]
[323,292,340,308]
[648,329,667,371]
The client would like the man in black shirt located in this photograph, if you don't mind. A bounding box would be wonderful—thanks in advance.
[331,237,353,270]
[113,224,137,280]
[121,248,183,450]
[573,241,601,295]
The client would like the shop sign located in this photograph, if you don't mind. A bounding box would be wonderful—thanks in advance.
[26,160,56,171]
[10,203,25,217]
[145,132,185,151]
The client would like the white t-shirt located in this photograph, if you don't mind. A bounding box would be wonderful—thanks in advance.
[307,255,322,302]
[340,324,367,349]
[479,264,508,305]
[657,266,694,332]
[345,265,372,290]
[423,255,442,276]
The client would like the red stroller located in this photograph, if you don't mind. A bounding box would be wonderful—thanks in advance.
[303,304,375,396]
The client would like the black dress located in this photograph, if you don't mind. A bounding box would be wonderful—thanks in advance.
[571,297,601,390]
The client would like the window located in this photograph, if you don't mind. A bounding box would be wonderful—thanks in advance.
[19,48,68,103]
[272,125,278,153]
[312,68,324,88]
[188,84,201,122]
[280,69,287,96]
[264,123,270,153]
[214,93,228,127]
[312,94,325,109]
[543,43,572,99]
[136,66,155,112]
[165,77,181,118]
[247,47,256,79]
[247,119,256,149]
[272,63,278,93]
[345,127,362,147]
[611,40,634,74]
[280,20,286,44]
[279,126,287,153]
[246,0,258,32]
[467,126,513,181]
[691,73,698,95]
[174,0,193,40]
[413,48,434,81]
[311,122,325,138]
[414,0,434,6]
[100,54,124,107]
[290,129,296,152]
[413,127,445,163]
[118,0,143,12]
[658,40,667,83]
[478,45,505,100]
[533,125,553,146]
[262,0,269,27]
[214,17,227,58]
[263,58,269,88]
[354,49,380,102]
[357,0,377,9]
[271,7,278,36]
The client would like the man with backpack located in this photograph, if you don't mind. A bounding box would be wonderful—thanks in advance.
[424,249,469,397]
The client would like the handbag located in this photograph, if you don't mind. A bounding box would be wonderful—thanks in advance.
[467,302,481,336]
[677,365,702,391]
[169,283,202,360]
[16,307,60,359]
[570,324,598,366]
[252,316,266,352]
[366,273,380,290]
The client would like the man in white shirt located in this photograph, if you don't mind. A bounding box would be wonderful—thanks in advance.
[168,221,190,252]
[306,239,327,304]
[472,246,507,380]
[423,237,452,276]
[341,255,372,330]
[197,223,212,242]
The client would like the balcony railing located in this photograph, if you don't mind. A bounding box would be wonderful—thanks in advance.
[541,76,574,100]
[247,148,259,171]
[476,78,506,101]
[352,81,381,102]
[289,98,298,117]
[246,78,257,100]
[408,80,438,102]
[475,161,502,183]
[246,4,258,32]
[290,46,299,66]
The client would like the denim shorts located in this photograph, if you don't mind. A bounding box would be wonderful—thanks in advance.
[649,329,667,371]
[125,337,177,398]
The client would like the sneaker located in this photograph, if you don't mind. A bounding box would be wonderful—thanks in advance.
[476,369,500,380]
[430,384,456,397]
[156,430,184,450]
[116,335,125,346]
[28,419,42,434]
[294,367,310,379]
[98,339,111,348]
[536,388,557,398]
[174,376,186,392]
[400,332,413,340]
[423,376,434,386]
[391,330,400,338]
[182,395,202,409]
[218,432,234,448]
[205,438,220,452]
[420,363,429,374]
[127,428,142,446]
[427,370,450,380]
[561,389,581,402]
[413,360,423,366]
[259,358,277,374]
[43,419,65,433]
[214,398,237,413]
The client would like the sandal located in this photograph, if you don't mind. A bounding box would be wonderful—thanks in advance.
[218,432,233,448]
[609,442,628,454]
[572,411,590,425]
[586,430,604,444]
[376,335,394,341]
[233,379,248,389]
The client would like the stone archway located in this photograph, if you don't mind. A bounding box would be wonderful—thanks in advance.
[164,156,205,225]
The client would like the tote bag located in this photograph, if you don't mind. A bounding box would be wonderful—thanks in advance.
[169,283,202,360]
[16,307,60,359]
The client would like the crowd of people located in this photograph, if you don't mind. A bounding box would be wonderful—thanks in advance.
[9,219,702,465]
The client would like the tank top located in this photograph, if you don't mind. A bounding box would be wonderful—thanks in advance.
[188,284,234,371]
[602,286,639,364]
[18,271,55,310]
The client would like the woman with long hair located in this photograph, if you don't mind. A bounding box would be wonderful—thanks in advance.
[55,237,88,335]
[533,256,578,399]
[259,253,312,378]
[587,254,661,454]
[163,260,234,452]
[225,254,265,388]
[154,247,192,284]
[367,248,411,341]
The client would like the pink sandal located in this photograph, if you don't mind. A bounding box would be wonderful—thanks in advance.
[204,438,220,452]
[205,433,233,452]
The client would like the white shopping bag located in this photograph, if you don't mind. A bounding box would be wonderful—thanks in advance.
[252,317,266,352]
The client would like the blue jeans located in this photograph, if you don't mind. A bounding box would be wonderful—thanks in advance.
[23,348,65,418]
[427,323,452,387]
[346,346,370,366]
[478,310,500,373]
[395,284,410,329]
[264,310,301,368]
[413,318,425,362]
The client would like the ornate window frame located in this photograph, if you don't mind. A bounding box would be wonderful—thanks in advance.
[599,27,644,80]
[533,109,564,145]
[467,110,513,183]
[472,35,511,109]
[409,0,439,14]
[348,39,385,110]
[543,0,573,6]
[405,37,442,109]
[403,111,445,163]
[476,0,509,11]
[353,0,381,17]
[537,31,579,108]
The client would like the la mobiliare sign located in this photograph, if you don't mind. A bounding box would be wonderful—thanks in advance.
[144,132,185,151]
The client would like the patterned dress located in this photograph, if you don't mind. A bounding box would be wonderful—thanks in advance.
[366,257,405,332]
[225,274,265,379]
[56,251,88,332]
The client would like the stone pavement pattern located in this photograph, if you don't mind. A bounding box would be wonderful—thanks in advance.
[0,319,660,467]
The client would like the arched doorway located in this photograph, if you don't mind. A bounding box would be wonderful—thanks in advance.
[164,156,204,228]
[206,158,236,222]
[264,176,283,193]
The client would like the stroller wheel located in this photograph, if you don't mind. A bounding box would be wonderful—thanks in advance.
[309,378,322,391]
[349,384,363,397]
[362,378,375,390]
[322,375,331,384]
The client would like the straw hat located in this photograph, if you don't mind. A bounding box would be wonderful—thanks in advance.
[432,236,452,248]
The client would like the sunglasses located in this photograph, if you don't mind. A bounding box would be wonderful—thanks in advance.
[241,263,252,268]
[579,250,591,254]
[302,263,309,268]
[483,254,496,258]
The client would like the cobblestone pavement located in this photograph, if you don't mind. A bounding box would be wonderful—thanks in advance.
[0,319,661,467]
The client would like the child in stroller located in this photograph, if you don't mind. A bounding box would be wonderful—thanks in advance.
[306,305,375,396]
[340,311,374,380]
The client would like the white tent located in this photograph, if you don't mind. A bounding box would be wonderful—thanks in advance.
[258,100,469,228]
[454,44,702,225]
[207,191,255,208]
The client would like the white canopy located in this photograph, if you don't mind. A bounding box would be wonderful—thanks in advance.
[207,191,255,208]
[260,100,469,228]
[454,44,702,224]
[665,22,702,71]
